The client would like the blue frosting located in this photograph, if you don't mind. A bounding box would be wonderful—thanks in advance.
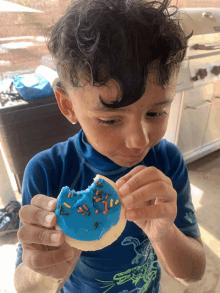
[55,178,121,241]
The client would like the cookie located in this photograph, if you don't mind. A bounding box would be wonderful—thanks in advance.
[55,174,127,251]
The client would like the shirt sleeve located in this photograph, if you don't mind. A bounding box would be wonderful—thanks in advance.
[166,141,201,239]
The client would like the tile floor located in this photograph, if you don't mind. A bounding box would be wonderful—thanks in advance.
[160,149,220,293]
[0,149,219,293]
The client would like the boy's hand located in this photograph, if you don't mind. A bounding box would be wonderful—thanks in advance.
[116,165,177,243]
[17,194,82,281]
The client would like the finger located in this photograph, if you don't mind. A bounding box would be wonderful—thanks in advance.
[118,166,173,198]
[116,165,145,189]
[31,194,57,212]
[19,205,57,228]
[23,247,74,269]
[17,224,64,247]
[126,202,177,221]
[121,181,177,209]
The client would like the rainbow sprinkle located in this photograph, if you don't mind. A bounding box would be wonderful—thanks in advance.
[63,202,71,208]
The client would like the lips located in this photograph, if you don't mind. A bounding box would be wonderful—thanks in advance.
[122,151,145,160]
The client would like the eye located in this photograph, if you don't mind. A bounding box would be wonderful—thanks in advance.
[98,111,167,126]
[147,111,167,118]
[98,119,119,125]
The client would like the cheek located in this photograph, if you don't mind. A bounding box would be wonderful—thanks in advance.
[147,119,168,141]
[95,129,123,150]
[161,117,169,133]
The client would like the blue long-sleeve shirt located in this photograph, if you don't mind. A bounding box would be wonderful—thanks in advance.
[16,129,200,293]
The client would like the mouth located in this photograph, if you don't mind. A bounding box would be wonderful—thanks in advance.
[122,151,145,161]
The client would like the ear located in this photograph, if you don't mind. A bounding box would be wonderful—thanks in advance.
[53,86,78,124]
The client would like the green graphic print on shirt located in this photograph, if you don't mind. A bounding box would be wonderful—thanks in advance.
[185,212,196,224]
[95,236,158,293]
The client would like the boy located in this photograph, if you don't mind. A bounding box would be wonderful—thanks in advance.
[14,0,206,292]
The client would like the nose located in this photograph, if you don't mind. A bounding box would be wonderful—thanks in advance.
[125,122,149,149]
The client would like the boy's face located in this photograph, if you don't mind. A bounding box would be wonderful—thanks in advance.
[54,73,178,168]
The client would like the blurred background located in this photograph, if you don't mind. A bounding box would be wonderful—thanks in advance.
[0,0,220,82]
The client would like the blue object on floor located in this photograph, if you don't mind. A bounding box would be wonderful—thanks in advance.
[0,201,21,236]
[0,201,21,217]
[0,212,20,235]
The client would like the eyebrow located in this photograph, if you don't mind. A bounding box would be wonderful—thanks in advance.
[92,97,174,112]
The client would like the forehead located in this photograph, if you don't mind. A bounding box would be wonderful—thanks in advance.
[71,74,178,112]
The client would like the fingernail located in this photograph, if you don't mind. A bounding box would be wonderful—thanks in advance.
[116,180,123,188]
[50,233,61,243]
[48,199,56,209]
[46,214,54,224]
[116,178,126,188]
[119,184,128,196]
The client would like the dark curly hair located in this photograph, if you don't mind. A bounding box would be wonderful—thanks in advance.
[46,0,192,109]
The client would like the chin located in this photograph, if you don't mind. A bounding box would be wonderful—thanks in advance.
[114,158,143,168]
